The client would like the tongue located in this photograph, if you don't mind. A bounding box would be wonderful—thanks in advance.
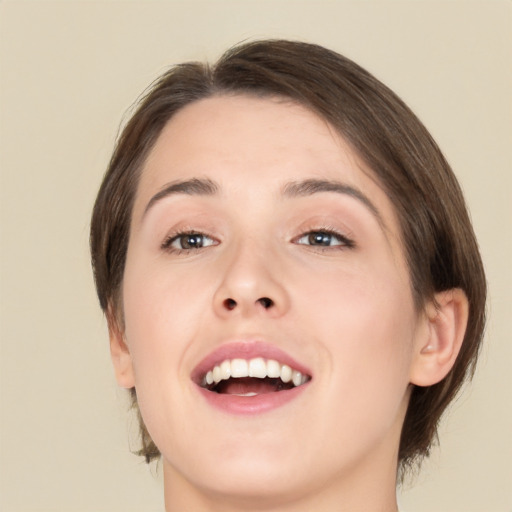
[217,377,284,395]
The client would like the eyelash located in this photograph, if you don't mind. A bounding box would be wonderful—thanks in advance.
[293,227,355,250]
[161,230,218,254]
[161,226,355,254]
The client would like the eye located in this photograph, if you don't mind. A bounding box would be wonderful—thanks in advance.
[295,230,354,248]
[162,231,217,252]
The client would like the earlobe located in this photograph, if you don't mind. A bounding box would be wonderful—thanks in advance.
[410,289,469,387]
[107,305,135,389]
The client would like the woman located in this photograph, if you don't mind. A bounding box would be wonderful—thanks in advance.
[90,40,486,511]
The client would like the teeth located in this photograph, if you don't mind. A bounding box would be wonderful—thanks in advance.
[267,359,281,378]
[292,370,303,387]
[202,358,310,388]
[212,365,222,383]
[280,364,292,383]
[248,357,267,378]
[220,360,231,380]
[231,359,249,378]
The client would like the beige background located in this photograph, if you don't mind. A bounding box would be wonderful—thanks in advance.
[0,1,510,511]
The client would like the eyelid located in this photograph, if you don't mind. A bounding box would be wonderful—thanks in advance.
[159,223,355,253]
[291,226,356,249]
[160,229,220,253]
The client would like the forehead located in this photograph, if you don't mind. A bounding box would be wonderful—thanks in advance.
[133,95,398,232]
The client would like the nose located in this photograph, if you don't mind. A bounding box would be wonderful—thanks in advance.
[213,242,290,319]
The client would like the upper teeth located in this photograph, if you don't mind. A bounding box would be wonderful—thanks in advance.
[203,357,309,387]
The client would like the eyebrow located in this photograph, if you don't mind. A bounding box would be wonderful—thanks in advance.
[143,178,219,217]
[282,178,384,227]
[143,176,385,230]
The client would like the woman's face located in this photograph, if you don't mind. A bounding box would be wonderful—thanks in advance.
[117,95,427,503]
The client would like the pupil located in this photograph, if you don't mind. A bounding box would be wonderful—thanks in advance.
[309,232,331,246]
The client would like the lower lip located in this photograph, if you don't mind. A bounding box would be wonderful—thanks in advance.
[196,384,309,415]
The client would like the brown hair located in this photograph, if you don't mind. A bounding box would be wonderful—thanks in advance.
[90,39,486,473]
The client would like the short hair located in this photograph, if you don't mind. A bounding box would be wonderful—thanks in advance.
[90,39,486,473]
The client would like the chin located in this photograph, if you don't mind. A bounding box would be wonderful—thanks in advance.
[163,441,312,503]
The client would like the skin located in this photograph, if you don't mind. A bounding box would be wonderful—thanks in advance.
[109,95,468,511]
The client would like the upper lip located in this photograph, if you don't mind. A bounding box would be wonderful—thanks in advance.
[191,340,313,385]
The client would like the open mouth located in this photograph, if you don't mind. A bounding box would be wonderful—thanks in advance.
[200,357,311,396]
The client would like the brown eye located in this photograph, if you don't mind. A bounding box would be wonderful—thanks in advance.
[177,234,206,249]
[163,232,217,251]
[307,232,334,246]
[296,230,352,247]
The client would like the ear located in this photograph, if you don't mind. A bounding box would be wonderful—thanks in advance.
[107,304,135,389]
[409,289,469,387]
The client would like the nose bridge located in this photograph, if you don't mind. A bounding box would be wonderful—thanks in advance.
[213,234,289,317]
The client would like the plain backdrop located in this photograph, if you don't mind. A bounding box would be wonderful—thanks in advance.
[0,1,511,511]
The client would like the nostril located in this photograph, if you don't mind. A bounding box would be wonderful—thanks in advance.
[258,297,274,309]
[223,298,237,310]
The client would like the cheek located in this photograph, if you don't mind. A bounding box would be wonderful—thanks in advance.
[119,258,216,447]
[121,256,211,381]
[295,258,416,397]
